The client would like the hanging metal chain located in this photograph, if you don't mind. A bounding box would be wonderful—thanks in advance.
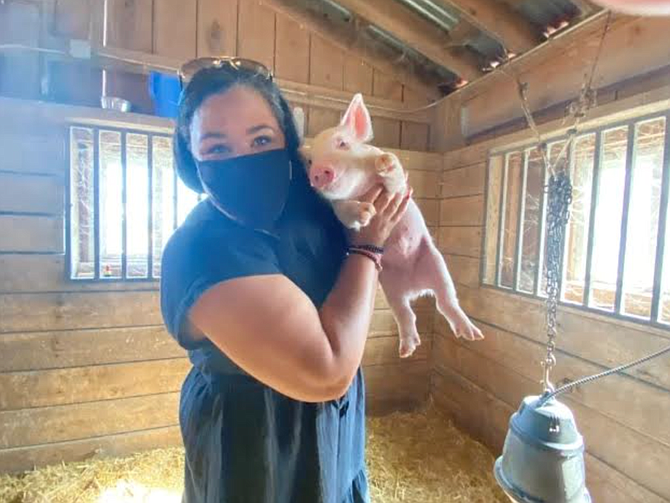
[542,159,573,392]
[506,13,612,392]
[507,13,668,400]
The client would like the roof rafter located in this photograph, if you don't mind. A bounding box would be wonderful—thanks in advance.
[501,0,600,17]
[570,0,601,16]
[330,0,483,81]
[260,0,444,99]
[436,0,539,54]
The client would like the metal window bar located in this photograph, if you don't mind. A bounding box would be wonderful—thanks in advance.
[495,153,510,287]
[480,156,494,285]
[488,110,670,331]
[120,132,128,280]
[614,125,636,315]
[93,128,101,280]
[67,124,172,282]
[148,134,155,281]
[651,115,670,322]
[65,129,73,281]
[583,131,603,308]
[513,149,530,291]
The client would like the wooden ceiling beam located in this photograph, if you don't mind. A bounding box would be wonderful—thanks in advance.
[329,0,483,81]
[570,0,602,16]
[260,0,444,99]
[501,0,601,17]
[499,0,529,7]
[436,0,539,54]
[446,22,481,46]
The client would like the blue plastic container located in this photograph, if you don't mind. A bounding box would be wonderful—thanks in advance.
[148,72,181,118]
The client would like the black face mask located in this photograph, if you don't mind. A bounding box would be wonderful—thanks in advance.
[196,148,293,232]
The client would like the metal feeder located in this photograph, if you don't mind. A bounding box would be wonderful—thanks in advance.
[494,395,590,503]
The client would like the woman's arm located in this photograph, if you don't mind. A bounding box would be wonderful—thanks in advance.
[189,187,410,402]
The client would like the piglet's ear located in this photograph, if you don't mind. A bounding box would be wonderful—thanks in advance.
[340,93,373,143]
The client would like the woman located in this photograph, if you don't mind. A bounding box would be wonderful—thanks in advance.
[160,57,411,503]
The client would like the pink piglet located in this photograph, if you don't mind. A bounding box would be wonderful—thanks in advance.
[302,93,484,357]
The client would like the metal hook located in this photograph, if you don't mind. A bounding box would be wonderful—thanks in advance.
[541,354,557,393]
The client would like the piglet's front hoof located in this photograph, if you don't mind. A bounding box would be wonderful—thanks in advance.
[358,202,376,227]
[399,335,421,358]
[375,153,398,174]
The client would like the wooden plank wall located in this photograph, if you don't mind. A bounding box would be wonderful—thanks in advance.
[0,1,42,100]
[0,97,440,473]
[0,0,433,151]
[433,106,670,503]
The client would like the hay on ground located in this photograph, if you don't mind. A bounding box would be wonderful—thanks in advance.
[366,401,508,502]
[0,401,507,503]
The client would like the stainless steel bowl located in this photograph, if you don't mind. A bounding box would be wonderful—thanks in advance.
[101,96,131,112]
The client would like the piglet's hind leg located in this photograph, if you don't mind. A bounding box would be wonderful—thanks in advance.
[419,240,484,341]
[382,285,421,358]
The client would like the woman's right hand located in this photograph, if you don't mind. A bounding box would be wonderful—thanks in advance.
[349,185,412,247]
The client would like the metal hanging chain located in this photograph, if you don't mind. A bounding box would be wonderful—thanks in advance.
[542,165,573,392]
[508,13,612,392]
[515,10,670,400]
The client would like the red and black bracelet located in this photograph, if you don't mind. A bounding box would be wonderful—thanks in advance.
[347,246,383,272]
[352,244,384,255]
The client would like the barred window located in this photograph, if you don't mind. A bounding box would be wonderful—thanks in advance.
[67,125,201,281]
[483,114,670,325]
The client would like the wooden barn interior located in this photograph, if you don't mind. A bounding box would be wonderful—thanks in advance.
[1,0,670,502]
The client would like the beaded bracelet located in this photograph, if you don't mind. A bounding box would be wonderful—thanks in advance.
[351,244,384,255]
[347,248,383,272]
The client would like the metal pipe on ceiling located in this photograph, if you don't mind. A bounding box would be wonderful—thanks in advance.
[319,0,353,19]
[397,0,458,31]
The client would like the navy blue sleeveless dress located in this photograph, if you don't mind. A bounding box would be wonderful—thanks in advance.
[159,168,369,503]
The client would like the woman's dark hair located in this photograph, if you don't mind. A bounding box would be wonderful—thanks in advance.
[174,66,303,193]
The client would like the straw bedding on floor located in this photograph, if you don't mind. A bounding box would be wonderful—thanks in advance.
[0,402,507,503]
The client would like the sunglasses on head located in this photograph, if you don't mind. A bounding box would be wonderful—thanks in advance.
[178,57,274,90]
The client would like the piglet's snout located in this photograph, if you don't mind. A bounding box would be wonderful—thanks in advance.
[309,165,335,189]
